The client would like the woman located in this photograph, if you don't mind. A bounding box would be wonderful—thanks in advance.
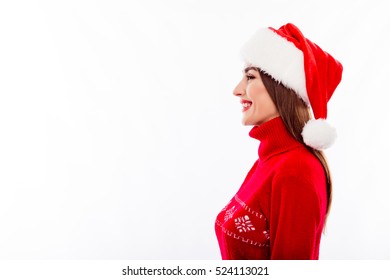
[215,23,343,260]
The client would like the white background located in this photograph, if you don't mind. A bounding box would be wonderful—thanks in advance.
[0,0,389,259]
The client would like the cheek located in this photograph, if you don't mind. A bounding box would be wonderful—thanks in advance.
[246,83,262,99]
[263,97,277,113]
[253,92,277,113]
[262,95,275,108]
[251,90,269,106]
[247,81,276,111]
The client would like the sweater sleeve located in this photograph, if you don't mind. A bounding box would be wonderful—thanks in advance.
[269,172,325,260]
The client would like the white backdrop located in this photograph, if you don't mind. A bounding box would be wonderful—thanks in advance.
[0,0,389,259]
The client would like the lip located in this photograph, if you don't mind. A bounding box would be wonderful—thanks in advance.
[241,99,252,112]
[240,99,252,105]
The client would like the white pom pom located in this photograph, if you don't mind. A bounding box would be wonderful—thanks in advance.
[301,119,337,150]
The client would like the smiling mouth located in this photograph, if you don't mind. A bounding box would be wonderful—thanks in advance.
[242,101,252,112]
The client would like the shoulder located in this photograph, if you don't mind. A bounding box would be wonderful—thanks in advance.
[271,147,326,198]
[274,147,325,181]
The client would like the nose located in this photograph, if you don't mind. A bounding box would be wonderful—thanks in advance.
[233,80,245,97]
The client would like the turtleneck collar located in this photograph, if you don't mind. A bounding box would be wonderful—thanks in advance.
[249,116,303,161]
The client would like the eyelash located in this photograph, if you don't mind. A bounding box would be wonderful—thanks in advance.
[246,74,255,80]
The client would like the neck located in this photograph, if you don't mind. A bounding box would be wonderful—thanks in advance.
[249,116,303,161]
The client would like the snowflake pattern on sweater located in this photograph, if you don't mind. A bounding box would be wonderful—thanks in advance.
[234,215,255,233]
[215,195,270,248]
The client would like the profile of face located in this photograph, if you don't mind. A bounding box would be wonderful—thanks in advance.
[233,66,279,126]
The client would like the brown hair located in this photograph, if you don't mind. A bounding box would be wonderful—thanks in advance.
[257,69,332,227]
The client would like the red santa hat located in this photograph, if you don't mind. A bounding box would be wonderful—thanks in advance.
[240,23,343,150]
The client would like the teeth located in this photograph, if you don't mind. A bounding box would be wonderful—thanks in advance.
[243,103,252,107]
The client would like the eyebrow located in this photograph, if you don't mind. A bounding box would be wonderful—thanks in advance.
[243,66,258,74]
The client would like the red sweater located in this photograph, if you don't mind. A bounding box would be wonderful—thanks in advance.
[215,116,327,260]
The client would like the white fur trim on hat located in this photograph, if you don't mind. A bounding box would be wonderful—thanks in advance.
[301,119,337,150]
[240,28,309,105]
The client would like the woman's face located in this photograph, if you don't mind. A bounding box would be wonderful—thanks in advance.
[233,66,279,126]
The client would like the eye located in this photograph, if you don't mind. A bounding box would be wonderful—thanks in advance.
[246,74,255,80]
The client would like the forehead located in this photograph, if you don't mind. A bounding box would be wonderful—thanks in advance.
[243,66,258,73]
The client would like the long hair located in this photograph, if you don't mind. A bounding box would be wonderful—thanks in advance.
[257,69,332,228]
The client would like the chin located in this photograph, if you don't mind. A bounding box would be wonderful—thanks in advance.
[242,118,255,126]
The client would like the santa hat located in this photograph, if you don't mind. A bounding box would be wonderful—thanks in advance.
[240,23,343,150]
